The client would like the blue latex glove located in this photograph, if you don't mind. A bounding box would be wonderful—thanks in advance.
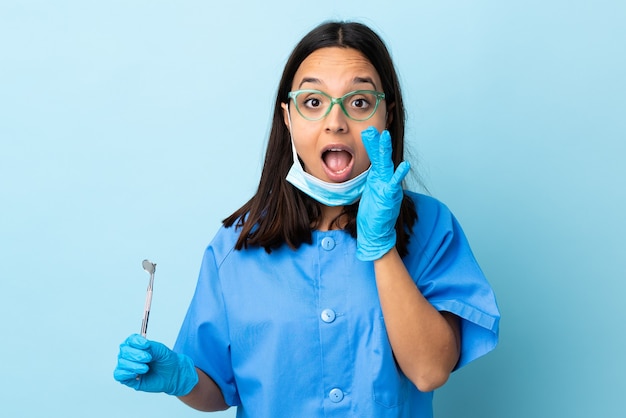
[357,127,410,261]
[113,334,198,396]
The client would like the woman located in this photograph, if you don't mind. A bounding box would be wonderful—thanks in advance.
[114,21,500,417]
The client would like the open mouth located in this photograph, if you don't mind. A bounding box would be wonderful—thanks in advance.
[321,146,354,182]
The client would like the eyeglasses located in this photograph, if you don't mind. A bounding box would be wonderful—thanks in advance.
[287,89,385,122]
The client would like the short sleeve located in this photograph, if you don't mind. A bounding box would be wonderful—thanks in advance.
[173,245,240,406]
[406,193,500,369]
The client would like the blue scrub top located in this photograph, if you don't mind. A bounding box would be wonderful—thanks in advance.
[174,192,500,417]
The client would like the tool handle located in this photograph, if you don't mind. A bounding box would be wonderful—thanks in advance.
[140,280,153,337]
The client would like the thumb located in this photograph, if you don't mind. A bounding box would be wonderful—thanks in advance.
[125,333,149,349]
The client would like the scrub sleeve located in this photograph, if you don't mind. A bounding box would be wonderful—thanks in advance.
[404,192,499,368]
[173,245,241,406]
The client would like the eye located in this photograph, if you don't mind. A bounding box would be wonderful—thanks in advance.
[347,92,374,111]
[303,97,323,109]
[350,97,370,109]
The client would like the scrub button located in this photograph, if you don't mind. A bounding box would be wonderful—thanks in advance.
[329,388,344,403]
[321,308,336,323]
[321,237,335,251]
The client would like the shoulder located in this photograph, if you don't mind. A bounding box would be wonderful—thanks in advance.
[403,191,464,258]
[204,225,242,266]
[405,191,455,231]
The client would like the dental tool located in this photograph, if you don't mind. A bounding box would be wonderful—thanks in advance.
[140,259,156,338]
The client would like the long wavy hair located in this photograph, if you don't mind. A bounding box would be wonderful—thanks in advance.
[223,21,417,256]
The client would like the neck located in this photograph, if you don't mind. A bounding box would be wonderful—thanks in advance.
[317,205,347,231]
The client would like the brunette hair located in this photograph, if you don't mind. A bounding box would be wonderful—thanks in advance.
[223,21,417,256]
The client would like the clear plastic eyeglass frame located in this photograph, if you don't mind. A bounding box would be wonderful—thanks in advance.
[287,89,386,122]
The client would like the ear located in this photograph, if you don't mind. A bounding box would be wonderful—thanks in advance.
[385,102,395,129]
[281,102,290,131]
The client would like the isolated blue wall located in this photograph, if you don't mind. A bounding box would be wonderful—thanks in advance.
[1,1,624,417]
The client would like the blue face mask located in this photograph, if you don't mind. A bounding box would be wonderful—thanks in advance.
[285,108,370,207]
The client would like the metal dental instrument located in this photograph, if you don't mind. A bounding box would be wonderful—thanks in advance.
[140,259,157,338]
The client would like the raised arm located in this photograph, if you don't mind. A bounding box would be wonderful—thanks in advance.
[356,127,460,391]
[373,248,460,391]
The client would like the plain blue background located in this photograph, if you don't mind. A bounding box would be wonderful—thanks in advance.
[1,1,624,417]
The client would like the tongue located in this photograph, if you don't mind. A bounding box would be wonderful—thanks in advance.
[324,150,351,172]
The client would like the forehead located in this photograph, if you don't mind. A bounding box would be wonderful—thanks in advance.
[293,47,381,90]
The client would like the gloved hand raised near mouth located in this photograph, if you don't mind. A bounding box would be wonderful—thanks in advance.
[113,334,198,396]
[356,127,410,261]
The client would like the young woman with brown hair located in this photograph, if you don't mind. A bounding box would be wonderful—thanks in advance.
[114,21,500,417]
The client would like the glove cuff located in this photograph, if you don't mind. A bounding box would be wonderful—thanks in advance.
[356,232,396,261]
[168,352,199,397]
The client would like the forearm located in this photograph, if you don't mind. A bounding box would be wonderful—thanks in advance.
[374,248,460,392]
[178,367,229,412]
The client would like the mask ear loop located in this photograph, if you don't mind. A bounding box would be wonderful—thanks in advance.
[286,104,301,167]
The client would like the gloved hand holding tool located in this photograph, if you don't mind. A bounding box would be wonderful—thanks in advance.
[113,333,198,396]
[356,127,410,261]
[113,259,198,396]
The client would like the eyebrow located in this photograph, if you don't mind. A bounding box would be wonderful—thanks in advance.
[298,77,321,88]
[353,77,378,90]
[297,76,378,90]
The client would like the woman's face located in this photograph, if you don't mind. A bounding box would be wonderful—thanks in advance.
[282,47,389,183]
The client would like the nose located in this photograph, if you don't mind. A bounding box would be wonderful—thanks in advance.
[324,102,348,133]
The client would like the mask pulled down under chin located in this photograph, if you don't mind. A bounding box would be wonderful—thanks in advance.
[285,145,370,206]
